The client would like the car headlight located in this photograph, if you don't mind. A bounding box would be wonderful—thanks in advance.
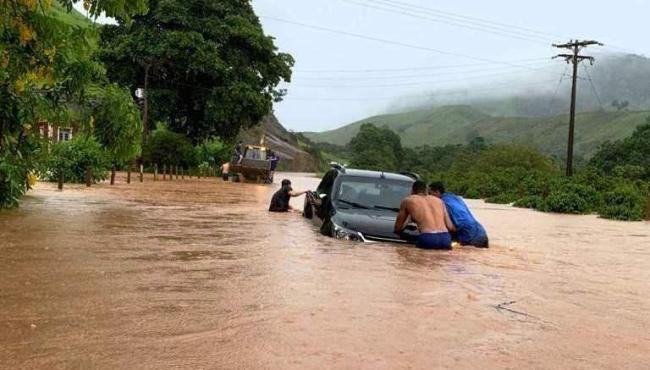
[332,223,365,242]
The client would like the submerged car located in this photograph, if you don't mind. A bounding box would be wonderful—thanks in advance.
[303,164,420,243]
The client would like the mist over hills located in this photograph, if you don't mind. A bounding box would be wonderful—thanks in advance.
[304,53,650,158]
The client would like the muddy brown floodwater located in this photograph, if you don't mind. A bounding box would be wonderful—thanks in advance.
[0,173,649,369]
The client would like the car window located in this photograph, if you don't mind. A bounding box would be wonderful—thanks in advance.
[334,176,412,209]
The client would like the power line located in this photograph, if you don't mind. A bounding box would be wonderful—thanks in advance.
[347,0,638,54]
[295,61,555,81]
[582,63,605,111]
[363,0,563,40]
[293,58,550,74]
[546,65,570,117]
[341,0,554,45]
[261,15,565,77]
[290,65,560,88]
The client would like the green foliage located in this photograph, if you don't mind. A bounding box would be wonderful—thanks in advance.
[1,0,145,209]
[513,195,543,209]
[599,185,647,221]
[46,134,109,183]
[349,123,403,171]
[541,187,592,215]
[194,139,230,168]
[99,0,293,142]
[58,0,147,20]
[90,84,142,165]
[409,134,644,220]
[142,126,195,166]
[49,1,92,28]
[590,121,650,180]
[304,105,650,159]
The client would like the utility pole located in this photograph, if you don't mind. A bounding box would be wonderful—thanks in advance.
[553,40,603,176]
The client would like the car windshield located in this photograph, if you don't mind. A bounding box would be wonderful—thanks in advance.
[245,147,267,160]
[334,176,412,212]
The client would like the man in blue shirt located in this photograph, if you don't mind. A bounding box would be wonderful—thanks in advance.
[429,181,489,248]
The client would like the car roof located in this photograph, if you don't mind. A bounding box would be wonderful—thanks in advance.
[337,168,416,182]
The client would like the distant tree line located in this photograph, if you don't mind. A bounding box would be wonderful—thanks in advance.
[312,121,650,221]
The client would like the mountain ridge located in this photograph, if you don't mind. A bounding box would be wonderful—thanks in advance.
[303,106,650,159]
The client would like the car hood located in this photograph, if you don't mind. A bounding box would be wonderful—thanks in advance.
[331,208,404,241]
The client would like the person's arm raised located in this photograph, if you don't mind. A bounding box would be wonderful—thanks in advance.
[394,199,410,234]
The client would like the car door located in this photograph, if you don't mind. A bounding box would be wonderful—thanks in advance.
[303,170,338,224]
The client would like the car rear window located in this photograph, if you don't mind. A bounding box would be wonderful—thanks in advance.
[334,176,412,209]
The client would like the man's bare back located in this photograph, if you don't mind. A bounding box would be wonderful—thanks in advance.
[399,194,454,233]
[394,181,456,249]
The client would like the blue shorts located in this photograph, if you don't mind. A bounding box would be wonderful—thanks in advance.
[417,232,452,250]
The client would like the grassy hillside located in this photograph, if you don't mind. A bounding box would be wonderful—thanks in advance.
[304,106,650,159]
[50,2,93,28]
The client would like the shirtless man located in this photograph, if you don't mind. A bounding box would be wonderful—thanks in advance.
[220,162,230,181]
[394,180,456,250]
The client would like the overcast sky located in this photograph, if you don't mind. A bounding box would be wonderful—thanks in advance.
[75,0,650,132]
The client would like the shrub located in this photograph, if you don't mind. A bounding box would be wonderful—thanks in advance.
[46,135,109,183]
[142,126,195,167]
[195,139,230,168]
[612,165,646,180]
[599,185,647,221]
[542,189,590,214]
[513,195,543,209]
[517,170,564,197]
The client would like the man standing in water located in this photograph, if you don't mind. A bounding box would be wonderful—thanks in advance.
[429,181,489,248]
[394,180,456,250]
[220,162,230,181]
[269,179,308,212]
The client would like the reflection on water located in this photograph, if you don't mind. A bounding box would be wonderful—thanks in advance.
[0,173,649,369]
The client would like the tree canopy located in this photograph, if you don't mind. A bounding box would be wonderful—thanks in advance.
[349,123,404,171]
[590,118,650,180]
[99,0,294,142]
[90,84,143,165]
[0,0,146,208]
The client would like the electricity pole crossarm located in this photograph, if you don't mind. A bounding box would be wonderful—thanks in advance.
[553,40,604,49]
[553,39,603,177]
[553,54,595,64]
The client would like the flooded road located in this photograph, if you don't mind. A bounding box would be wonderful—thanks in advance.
[1,173,649,369]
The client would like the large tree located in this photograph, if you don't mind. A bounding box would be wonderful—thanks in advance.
[349,123,404,172]
[99,0,294,143]
[0,0,147,208]
[90,84,143,183]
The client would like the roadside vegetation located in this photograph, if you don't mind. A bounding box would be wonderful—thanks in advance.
[1,0,293,209]
[316,122,650,221]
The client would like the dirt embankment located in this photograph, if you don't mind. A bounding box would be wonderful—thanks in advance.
[239,114,322,172]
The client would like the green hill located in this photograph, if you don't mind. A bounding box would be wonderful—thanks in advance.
[50,2,93,28]
[303,106,650,159]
